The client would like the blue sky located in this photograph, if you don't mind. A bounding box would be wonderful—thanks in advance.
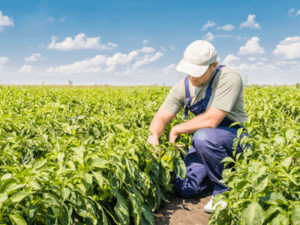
[0,0,300,85]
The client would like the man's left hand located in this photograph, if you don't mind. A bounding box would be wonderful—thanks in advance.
[169,125,180,143]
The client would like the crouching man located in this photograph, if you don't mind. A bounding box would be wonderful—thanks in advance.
[147,40,248,213]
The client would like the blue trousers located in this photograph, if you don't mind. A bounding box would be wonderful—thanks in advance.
[174,127,245,198]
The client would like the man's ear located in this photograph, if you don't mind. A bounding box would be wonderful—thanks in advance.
[210,62,218,69]
[213,62,218,67]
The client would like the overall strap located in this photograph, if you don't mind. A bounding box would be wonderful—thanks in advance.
[184,76,192,119]
[184,65,225,119]
[203,65,225,101]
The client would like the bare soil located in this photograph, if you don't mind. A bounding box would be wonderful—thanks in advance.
[155,194,212,225]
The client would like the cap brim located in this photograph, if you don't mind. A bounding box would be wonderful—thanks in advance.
[176,59,208,77]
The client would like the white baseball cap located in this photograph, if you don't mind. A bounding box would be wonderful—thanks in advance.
[176,40,217,77]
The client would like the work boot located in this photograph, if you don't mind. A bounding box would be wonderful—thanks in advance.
[203,196,227,213]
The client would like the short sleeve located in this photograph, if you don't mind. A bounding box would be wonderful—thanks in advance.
[161,80,185,115]
[210,72,242,112]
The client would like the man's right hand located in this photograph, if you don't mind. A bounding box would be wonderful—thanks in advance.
[147,134,159,146]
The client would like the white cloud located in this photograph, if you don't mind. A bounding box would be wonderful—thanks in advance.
[201,21,216,31]
[47,16,66,23]
[203,32,214,41]
[159,45,176,52]
[138,46,155,53]
[261,57,267,61]
[223,54,240,66]
[19,65,33,73]
[142,39,149,45]
[237,36,248,41]
[238,37,265,55]
[163,63,176,74]
[0,10,14,31]
[160,46,166,52]
[240,14,260,29]
[288,8,295,16]
[0,56,9,70]
[248,57,256,61]
[288,8,300,16]
[48,33,118,51]
[273,36,300,59]
[169,45,175,51]
[48,47,163,74]
[59,16,66,22]
[24,53,45,62]
[47,17,55,22]
[217,24,234,31]
[237,62,276,73]
[132,52,163,69]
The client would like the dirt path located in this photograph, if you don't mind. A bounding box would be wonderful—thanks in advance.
[155,194,212,225]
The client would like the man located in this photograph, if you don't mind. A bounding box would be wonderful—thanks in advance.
[147,40,248,213]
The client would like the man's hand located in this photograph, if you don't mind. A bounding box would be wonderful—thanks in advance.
[147,134,161,157]
[169,125,180,143]
[147,134,159,146]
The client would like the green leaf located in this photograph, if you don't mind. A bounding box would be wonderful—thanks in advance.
[94,202,109,225]
[265,206,281,220]
[221,156,235,164]
[0,193,8,205]
[1,173,13,181]
[6,184,25,195]
[114,193,129,225]
[129,192,142,225]
[90,158,108,169]
[43,192,60,206]
[9,214,27,225]
[62,123,72,134]
[92,171,104,188]
[125,159,137,178]
[291,206,300,225]
[60,204,73,225]
[260,192,289,206]
[269,212,289,225]
[241,202,265,225]
[174,158,186,179]
[10,192,28,203]
[256,176,269,193]
[281,157,292,170]
[32,159,47,170]
[142,206,155,225]
[115,124,128,133]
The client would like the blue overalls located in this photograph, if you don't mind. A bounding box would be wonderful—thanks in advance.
[174,65,244,198]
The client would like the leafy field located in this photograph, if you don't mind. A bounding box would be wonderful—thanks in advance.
[0,86,299,225]
[210,86,300,225]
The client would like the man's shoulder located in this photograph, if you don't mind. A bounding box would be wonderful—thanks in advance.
[218,66,242,83]
[170,77,186,96]
[220,66,241,77]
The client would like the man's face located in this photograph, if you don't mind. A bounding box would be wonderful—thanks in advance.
[187,63,217,87]
[187,75,203,87]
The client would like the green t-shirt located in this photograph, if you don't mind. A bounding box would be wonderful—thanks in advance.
[161,66,248,123]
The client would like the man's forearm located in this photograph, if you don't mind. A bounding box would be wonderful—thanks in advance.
[173,108,227,135]
[149,114,168,138]
[149,107,175,138]
[174,113,213,134]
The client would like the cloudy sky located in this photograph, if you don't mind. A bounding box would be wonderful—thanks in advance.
[0,0,300,85]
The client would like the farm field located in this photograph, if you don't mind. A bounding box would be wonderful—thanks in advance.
[0,85,299,225]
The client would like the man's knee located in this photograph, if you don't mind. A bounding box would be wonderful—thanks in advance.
[192,128,217,153]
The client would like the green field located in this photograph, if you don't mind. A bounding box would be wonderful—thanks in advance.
[0,86,299,225]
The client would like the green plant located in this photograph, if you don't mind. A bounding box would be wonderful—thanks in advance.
[209,86,300,225]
